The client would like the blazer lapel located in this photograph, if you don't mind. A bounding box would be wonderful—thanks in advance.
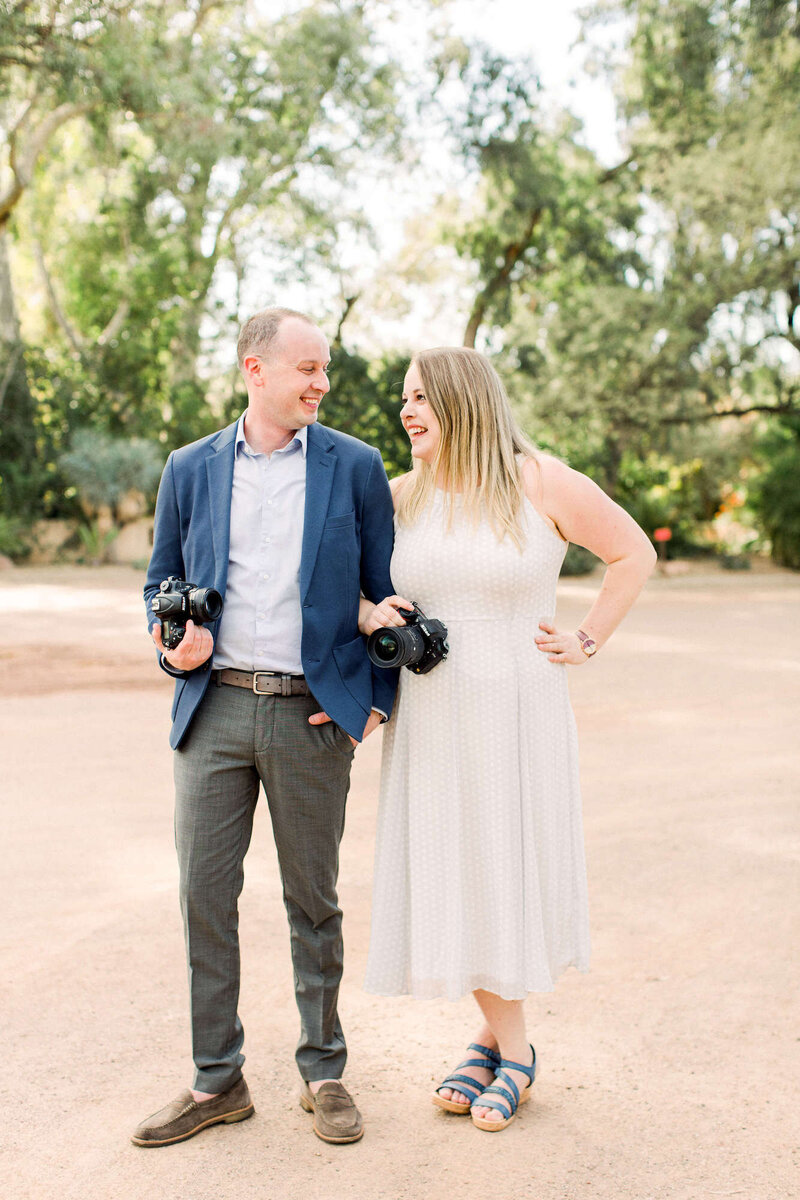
[205,421,237,590]
[300,423,336,601]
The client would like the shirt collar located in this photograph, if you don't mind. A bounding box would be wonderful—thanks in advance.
[235,416,308,459]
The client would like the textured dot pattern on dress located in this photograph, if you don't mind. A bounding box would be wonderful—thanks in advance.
[364,488,590,1001]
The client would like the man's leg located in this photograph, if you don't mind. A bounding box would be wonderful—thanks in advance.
[255,694,354,1083]
[174,683,261,1095]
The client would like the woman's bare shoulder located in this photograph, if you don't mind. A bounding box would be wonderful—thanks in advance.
[521,454,572,541]
[522,453,577,496]
[521,452,560,490]
[389,472,412,501]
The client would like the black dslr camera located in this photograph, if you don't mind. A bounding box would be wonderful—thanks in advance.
[367,602,449,675]
[151,576,224,650]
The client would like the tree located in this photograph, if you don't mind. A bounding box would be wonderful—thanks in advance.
[325,346,411,479]
[749,414,800,568]
[582,0,800,423]
[1,1,132,510]
[1,0,402,513]
[418,47,641,352]
[446,7,800,506]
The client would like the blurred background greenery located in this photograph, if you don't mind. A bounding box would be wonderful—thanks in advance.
[1,0,798,568]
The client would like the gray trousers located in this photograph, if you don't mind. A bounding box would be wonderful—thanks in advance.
[173,682,355,1093]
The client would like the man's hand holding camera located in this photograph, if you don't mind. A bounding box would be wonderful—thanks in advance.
[152,618,214,672]
[151,576,222,671]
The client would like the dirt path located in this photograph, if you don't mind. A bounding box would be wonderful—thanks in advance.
[1,565,798,1200]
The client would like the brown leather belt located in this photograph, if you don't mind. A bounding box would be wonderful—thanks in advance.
[212,669,309,696]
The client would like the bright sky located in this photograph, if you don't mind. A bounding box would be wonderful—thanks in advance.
[252,0,624,161]
[446,0,623,164]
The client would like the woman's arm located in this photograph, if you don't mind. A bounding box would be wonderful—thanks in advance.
[523,456,657,664]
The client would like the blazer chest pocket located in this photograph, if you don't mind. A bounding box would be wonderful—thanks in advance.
[325,511,356,531]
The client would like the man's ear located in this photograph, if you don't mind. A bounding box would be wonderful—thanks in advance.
[242,354,265,387]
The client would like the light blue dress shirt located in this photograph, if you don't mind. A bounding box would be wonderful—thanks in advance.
[212,417,308,674]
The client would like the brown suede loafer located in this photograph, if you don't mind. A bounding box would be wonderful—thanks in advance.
[131,1077,254,1147]
[299,1080,363,1143]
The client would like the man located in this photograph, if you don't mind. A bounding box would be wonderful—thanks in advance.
[133,308,397,1147]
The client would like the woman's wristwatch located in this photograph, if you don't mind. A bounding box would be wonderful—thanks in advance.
[575,629,597,658]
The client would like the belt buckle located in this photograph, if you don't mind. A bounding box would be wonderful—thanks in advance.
[252,671,275,695]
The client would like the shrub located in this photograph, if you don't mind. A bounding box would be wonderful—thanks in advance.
[76,520,120,565]
[59,431,164,516]
[749,418,800,570]
[0,514,32,560]
[560,544,600,576]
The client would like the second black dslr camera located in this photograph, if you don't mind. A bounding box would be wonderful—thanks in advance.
[367,602,449,675]
[151,576,224,650]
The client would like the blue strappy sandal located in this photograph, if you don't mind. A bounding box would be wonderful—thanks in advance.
[470,1045,536,1131]
[432,1043,502,1114]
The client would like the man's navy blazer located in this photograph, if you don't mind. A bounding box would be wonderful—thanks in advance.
[144,418,399,749]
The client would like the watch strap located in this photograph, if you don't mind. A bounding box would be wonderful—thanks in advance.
[576,628,597,657]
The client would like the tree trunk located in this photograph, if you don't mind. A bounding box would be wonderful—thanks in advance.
[462,209,543,348]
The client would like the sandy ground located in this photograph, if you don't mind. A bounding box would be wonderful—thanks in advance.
[0,564,798,1200]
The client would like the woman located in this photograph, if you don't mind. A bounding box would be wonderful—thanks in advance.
[358,347,656,1132]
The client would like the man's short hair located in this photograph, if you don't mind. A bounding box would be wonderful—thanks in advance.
[236,307,315,368]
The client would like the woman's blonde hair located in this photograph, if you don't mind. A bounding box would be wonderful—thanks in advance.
[396,347,538,549]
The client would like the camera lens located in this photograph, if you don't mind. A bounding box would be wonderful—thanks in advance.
[367,625,425,669]
[372,632,401,662]
[189,587,223,622]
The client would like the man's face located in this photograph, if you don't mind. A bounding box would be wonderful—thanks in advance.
[246,318,331,431]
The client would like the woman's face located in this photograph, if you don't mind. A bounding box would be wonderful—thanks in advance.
[401,363,441,464]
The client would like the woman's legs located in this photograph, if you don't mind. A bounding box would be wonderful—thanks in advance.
[437,991,533,1120]
[469,991,533,1123]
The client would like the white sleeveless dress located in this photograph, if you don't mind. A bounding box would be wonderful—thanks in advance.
[364,489,590,1001]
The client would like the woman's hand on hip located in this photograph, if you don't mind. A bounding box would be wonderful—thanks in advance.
[360,595,413,635]
[534,621,588,665]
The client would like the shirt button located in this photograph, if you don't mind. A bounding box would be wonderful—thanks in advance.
[258,612,265,620]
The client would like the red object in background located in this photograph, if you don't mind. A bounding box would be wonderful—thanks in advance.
[654,527,672,543]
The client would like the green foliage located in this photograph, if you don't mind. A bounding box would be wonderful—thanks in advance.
[585,0,800,423]
[749,417,800,569]
[59,430,164,513]
[324,349,412,480]
[469,3,800,514]
[560,544,601,576]
[0,513,32,559]
[438,49,642,348]
[3,0,404,506]
[614,445,732,552]
[76,519,119,565]
[0,352,50,515]
[3,0,797,562]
